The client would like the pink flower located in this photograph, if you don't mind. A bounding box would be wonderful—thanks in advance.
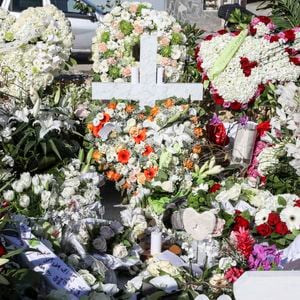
[99,42,108,53]
[122,66,131,77]
[212,218,225,237]
[129,3,138,13]
[159,36,170,47]
[107,58,117,65]
[134,24,144,34]
[225,267,244,283]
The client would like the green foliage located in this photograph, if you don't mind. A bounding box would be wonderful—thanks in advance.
[180,23,204,83]
[258,0,300,29]
[227,8,253,30]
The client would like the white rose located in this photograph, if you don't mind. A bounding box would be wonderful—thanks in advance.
[78,269,96,286]
[12,180,24,193]
[218,257,237,270]
[20,172,32,189]
[19,194,30,208]
[3,190,14,201]
[125,118,136,132]
[161,181,174,193]
[113,243,128,259]
[61,187,76,199]
[93,237,107,252]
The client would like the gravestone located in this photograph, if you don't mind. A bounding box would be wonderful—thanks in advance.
[234,271,300,300]
[92,34,203,107]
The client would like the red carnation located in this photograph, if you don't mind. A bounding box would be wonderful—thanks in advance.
[267,212,281,226]
[212,92,225,106]
[270,35,279,43]
[275,221,289,236]
[194,46,200,58]
[249,25,257,36]
[209,183,222,193]
[225,267,244,283]
[217,29,228,35]
[233,215,250,231]
[290,55,300,66]
[257,121,270,137]
[284,29,296,42]
[204,34,213,41]
[256,223,272,237]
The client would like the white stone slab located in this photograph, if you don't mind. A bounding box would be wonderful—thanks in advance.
[92,34,203,107]
[5,224,91,299]
[234,271,300,300]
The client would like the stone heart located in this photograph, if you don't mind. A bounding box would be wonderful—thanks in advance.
[0,6,72,100]
[196,19,300,109]
[182,208,216,241]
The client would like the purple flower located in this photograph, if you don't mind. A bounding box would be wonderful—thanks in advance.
[239,115,249,126]
[248,243,281,271]
[210,113,222,125]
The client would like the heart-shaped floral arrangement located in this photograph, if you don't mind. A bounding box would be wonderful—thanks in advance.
[196,16,300,110]
[0,5,73,101]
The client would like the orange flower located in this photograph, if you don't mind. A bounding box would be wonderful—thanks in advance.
[122,181,131,190]
[192,144,202,154]
[117,149,131,164]
[137,173,146,185]
[102,113,111,124]
[144,167,158,181]
[125,104,135,113]
[150,106,160,117]
[92,150,102,161]
[106,170,121,181]
[107,102,117,109]
[164,98,175,108]
[183,159,194,170]
[92,124,103,137]
[87,123,93,132]
[143,145,154,156]
[194,127,203,138]
[133,128,147,144]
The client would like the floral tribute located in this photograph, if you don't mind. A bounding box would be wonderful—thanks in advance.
[0,5,72,100]
[196,16,300,110]
[92,1,187,82]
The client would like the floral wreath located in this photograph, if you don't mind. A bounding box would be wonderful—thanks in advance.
[196,16,300,110]
[92,1,187,83]
[0,5,73,100]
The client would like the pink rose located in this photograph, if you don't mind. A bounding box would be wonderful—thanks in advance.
[122,67,131,77]
[134,24,144,34]
[159,36,170,47]
[99,42,108,53]
[129,4,138,13]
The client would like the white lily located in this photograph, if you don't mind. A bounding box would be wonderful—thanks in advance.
[33,116,62,139]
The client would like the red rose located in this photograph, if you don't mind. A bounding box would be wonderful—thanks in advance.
[267,212,281,226]
[209,183,222,193]
[258,16,272,24]
[230,101,242,111]
[233,215,250,231]
[249,25,257,36]
[212,93,225,106]
[206,122,229,146]
[0,243,6,257]
[275,221,289,236]
[294,200,300,208]
[257,121,270,137]
[284,29,296,42]
[256,223,272,237]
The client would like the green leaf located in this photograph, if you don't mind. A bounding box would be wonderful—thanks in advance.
[24,140,36,156]
[0,274,9,285]
[28,239,40,247]
[54,87,61,105]
[277,196,287,206]
[0,258,9,266]
[146,291,166,300]
[3,248,23,259]
[49,139,62,160]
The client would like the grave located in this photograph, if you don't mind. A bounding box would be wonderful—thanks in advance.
[92,34,203,107]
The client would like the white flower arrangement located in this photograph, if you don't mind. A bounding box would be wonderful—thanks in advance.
[0,5,73,100]
[196,18,300,108]
[92,1,187,82]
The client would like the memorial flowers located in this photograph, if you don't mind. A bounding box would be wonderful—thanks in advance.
[0,5,72,101]
[196,17,300,109]
[92,1,187,82]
